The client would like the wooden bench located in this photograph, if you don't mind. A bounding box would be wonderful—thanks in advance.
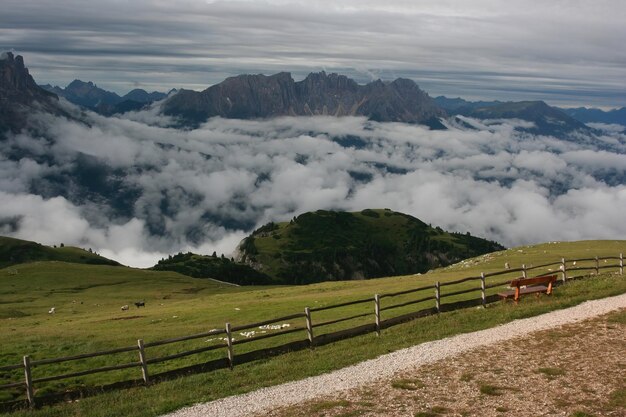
[499,275,557,302]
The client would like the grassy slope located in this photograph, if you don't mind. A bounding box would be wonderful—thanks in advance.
[151,252,273,285]
[0,237,119,269]
[0,240,624,416]
[245,209,503,283]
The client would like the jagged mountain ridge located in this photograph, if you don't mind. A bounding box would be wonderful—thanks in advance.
[162,71,447,128]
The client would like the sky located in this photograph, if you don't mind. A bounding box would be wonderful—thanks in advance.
[1,102,625,267]
[1,0,625,108]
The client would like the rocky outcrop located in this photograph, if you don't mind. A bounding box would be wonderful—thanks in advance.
[162,71,446,127]
[0,52,64,134]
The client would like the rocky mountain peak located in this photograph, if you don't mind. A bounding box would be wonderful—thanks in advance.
[1,52,53,98]
[0,52,65,134]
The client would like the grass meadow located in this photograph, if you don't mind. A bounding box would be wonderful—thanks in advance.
[0,240,624,416]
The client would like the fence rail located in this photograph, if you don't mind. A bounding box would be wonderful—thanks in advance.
[1,253,623,407]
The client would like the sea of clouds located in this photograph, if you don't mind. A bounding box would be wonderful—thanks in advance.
[1,102,625,267]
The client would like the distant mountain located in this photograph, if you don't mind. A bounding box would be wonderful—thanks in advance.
[0,236,120,269]
[434,96,502,113]
[0,52,69,134]
[559,107,626,127]
[41,81,167,115]
[162,71,447,128]
[235,209,505,285]
[151,252,272,285]
[123,88,167,103]
[469,101,591,137]
[437,96,592,138]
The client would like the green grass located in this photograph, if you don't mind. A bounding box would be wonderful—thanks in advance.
[0,240,624,416]
[0,237,118,269]
[391,378,425,390]
[479,383,504,396]
[537,367,566,379]
[309,399,351,412]
[609,387,626,408]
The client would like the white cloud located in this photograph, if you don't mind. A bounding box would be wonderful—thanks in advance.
[1,109,626,267]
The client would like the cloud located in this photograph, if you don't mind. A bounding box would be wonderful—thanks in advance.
[1,1,625,107]
[1,106,626,268]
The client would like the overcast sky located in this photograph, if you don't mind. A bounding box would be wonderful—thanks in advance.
[1,0,625,108]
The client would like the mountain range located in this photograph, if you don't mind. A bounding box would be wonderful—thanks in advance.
[41,80,169,115]
[4,51,622,138]
[436,95,626,130]
[161,71,447,128]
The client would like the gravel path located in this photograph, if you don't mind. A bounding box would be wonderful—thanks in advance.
[162,293,626,417]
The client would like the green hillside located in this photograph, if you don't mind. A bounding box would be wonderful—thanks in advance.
[237,209,505,284]
[0,240,624,415]
[0,236,120,269]
[151,252,273,285]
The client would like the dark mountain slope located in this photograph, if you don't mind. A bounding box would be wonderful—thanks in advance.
[235,209,504,284]
[469,101,590,137]
[560,107,626,127]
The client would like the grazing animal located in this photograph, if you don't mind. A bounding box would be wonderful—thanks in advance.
[504,262,510,269]
[121,305,129,311]
[134,301,145,308]
[48,307,56,314]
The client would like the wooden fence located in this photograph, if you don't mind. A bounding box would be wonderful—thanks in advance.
[1,253,623,407]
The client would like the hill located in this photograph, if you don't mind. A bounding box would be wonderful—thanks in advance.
[235,209,504,284]
[0,236,120,269]
[40,80,167,115]
[151,252,272,285]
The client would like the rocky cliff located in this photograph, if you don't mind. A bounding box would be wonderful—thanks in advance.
[162,71,446,127]
[0,52,65,134]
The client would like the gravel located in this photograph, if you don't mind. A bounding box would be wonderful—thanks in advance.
[161,293,626,417]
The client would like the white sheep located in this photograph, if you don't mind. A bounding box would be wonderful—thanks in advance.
[48,307,56,314]
[121,305,129,311]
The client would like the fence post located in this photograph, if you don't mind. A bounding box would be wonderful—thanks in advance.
[595,256,599,275]
[374,294,381,336]
[225,322,234,370]
[522,264,527,279]
[23,355,34,407]
[304,307,314,348]
[561,258,567,281]
[620,253,623,275]
[137,339,149,384]
[435,281,440,313]
[480,273,486,308]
